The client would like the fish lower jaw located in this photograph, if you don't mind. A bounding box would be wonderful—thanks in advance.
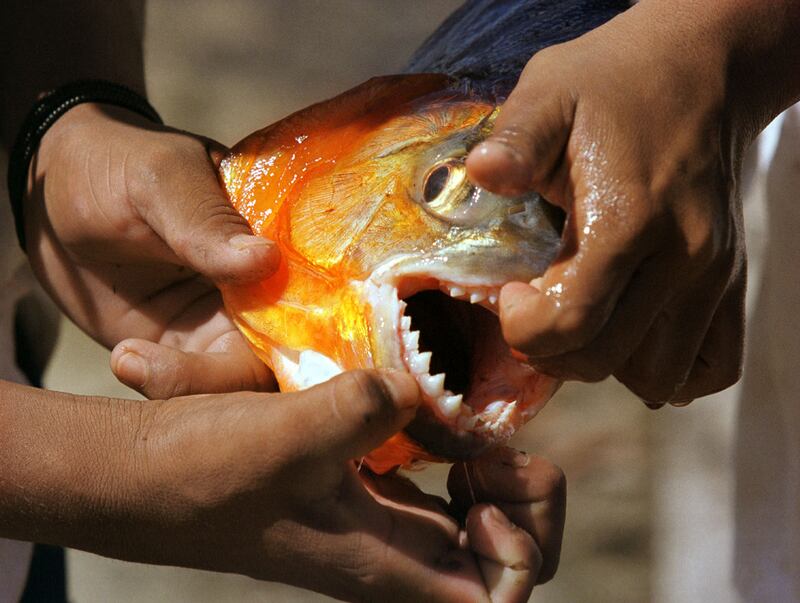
[399,309,516,431]
[397,285,539,439]
[363,271,555,456]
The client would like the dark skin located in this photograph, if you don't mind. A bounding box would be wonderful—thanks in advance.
[468,0,800,405]
[1,2,565,601]
[23,0,800,406]
[10,0,798,596]
[0,371,564,602]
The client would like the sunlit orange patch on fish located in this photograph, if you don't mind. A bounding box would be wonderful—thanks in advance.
[220,74,564,473]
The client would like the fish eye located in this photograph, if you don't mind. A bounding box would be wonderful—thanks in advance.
[423,164,452,203]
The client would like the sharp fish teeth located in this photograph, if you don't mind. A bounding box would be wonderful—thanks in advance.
[483,400,507,414]
[488,293,498,305]
[400,316,412,331]
[438,393,463,418]
[409,350,431,374]
[449,285,465,297]
[420,373,445,398]
[470,291,486,304]
[403,330,419,351]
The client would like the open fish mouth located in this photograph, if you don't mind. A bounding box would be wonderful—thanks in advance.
[364,269,560,460]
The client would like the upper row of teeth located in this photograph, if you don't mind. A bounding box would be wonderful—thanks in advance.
[440,283,501,306]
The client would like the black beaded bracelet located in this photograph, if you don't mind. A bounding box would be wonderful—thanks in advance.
[6,80,163,250]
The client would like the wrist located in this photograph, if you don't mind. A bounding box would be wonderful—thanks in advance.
[634,0,800,138]
[14,87,162,251]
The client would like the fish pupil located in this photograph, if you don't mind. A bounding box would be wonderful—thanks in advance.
[423,164,451,203]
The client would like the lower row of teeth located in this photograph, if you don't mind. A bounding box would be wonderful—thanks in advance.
[396,282,515,424]
[400,313,463,418]
[400,319,514,427]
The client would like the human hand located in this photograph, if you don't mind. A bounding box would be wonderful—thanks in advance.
[24,103,279,398]
[466,1,759,404]
[116,370,564,602]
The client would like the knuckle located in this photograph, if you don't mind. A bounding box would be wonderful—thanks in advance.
[166,227,197,260]
[618,361,682,403]
[682,356,742,400]
[680,210,738,279]
[548,304,606,351]
[537,548,559,585]
[709,354,743,392]
[134,135,207,196]
[685,226,719,272]
[521,531,545,574]
[163,368,192,399]
[625,377,680,405]
[522,44,560,75]
[186,191,240,234]
[718,360,743,390]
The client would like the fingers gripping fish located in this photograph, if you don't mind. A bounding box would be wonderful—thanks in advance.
[219,0,628,472]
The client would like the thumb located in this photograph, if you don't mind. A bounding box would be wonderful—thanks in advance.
[466,60,574,198]
[132,135,280,284]
[285,370,420,464]
[111,336,275,399]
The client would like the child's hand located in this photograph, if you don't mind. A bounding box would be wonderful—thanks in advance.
[25,103,279,397]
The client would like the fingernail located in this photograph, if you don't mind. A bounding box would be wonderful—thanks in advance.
[499,281,537,315]
[639,397,666,410]
[229,233,271,251]
[487,504,512,528]
[380,370,420,411]
[473,140,529,193]
[116,352,148,388]
[498,447,530,468]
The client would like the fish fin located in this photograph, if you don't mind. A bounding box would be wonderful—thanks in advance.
[290,171,383,269]
[364,432,443,474]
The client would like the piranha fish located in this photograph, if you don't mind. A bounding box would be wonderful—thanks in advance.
[219,0,629,472]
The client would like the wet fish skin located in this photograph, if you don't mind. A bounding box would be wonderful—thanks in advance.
[220,1,630,470]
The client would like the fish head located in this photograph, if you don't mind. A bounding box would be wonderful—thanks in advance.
[220,74,564,472]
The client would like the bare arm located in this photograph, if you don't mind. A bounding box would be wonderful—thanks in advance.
[0,379,159,555]
[0,372,565,602]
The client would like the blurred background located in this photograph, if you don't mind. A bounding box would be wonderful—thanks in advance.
[43,1,745,601]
